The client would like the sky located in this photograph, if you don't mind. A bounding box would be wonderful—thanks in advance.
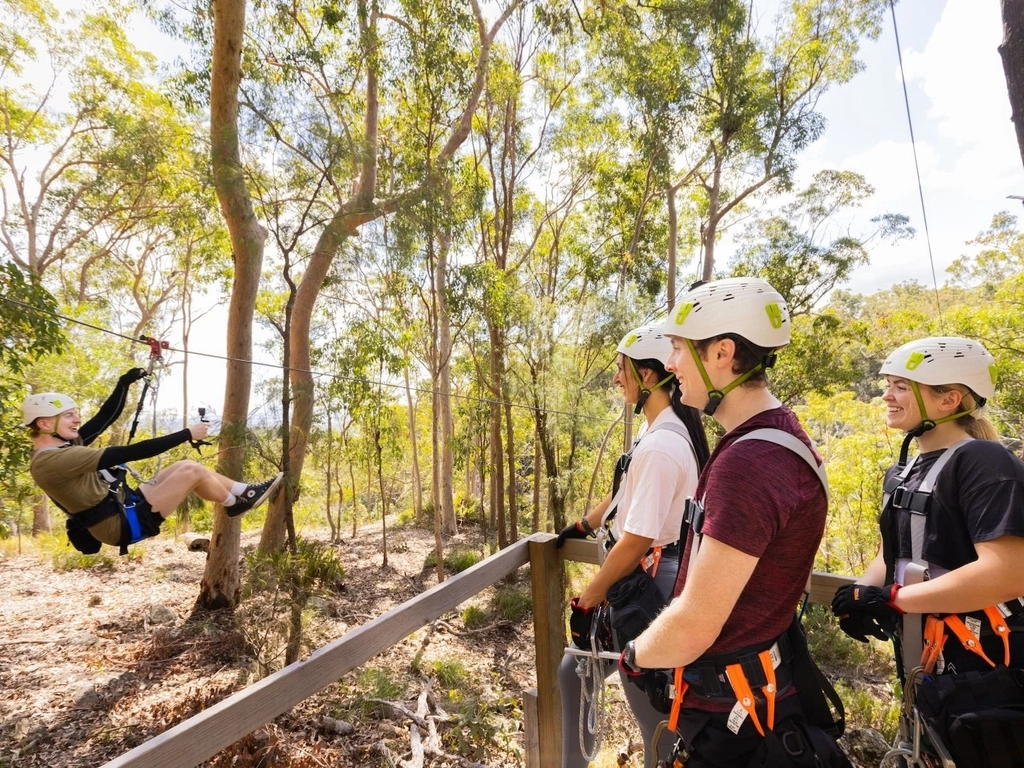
[61,0,1024,418]
[783,0,1024,294]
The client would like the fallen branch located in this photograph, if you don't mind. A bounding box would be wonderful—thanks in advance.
[435,619,514,636]
[365,699,429,729]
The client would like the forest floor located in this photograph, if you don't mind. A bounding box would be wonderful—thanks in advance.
[0,520,896,768]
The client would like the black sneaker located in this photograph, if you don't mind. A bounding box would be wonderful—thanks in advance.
[227,472,284,517]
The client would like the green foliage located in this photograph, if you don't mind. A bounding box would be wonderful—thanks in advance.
[797,392,894,575]
[422,548,482,574]
[490,584,532,622]
[460,605,489,629]
[430,658,468,688]
[237,539,345,676]
[357,666,405,714]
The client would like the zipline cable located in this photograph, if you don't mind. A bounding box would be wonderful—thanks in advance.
[890,0,944,329]
[0,294,617,426]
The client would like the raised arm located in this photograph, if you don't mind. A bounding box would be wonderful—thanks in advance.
[79,368,148,445]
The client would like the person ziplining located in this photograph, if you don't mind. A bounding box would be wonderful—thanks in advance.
[22,361,283,555]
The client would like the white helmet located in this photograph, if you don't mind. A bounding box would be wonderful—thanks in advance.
[880,337,996,400]
[661,277,791,349]
[616,325,672,366]
[22,392,77,426]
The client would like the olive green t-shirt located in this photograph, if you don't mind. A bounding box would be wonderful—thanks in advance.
[30,445,123,545]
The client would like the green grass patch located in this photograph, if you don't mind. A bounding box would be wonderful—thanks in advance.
[460,605,489,629]
[491,585,532,622]
[431,659,469,688]
[423,548,483,574]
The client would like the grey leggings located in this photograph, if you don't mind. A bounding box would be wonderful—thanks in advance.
[559,557,680,768]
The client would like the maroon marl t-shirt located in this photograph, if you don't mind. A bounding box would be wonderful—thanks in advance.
[673,407,827,708]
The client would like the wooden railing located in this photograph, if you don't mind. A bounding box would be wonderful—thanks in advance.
[101,533,855,768]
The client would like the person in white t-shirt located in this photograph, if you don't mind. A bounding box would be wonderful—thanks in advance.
[556,324,710,768]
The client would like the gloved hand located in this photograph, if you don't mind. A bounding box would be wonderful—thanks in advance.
[119,367,148,384]
[836,609,898,643]
[556,519,593,548]
[618,640,642,678]
[568,597,594,648]
[831,583,904,631]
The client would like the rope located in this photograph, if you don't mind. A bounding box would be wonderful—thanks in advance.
[576,654,607,762]
[0,294,616,426]
[890,0,944,330]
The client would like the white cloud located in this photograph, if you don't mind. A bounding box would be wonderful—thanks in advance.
[901,0,1012,146]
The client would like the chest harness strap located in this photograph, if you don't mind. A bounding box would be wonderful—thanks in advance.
[884,438,1024,677]
[683,428,829,561]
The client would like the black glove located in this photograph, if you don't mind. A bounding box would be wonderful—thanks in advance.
[568,597,594,648]
[119,367,148,384]
[618,640,642,678]
[556,519,593,548]
[837,610,898,643]
[831,583,904,631]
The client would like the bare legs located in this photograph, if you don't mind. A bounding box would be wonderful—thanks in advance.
[138,460,237,518]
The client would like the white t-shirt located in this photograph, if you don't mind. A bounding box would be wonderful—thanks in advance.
[609,407,700,547]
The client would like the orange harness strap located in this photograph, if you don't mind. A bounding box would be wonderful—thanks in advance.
[725,662,766,737]
[983,605,1012,667]
[668,666,687,732]
[758,649,777,732]
[641,546,663,578]
[921,615,948,674]
[942,610,1009,668]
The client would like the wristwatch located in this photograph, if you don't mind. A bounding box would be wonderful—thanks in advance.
[622,640,641,674]
[579,517,595,535]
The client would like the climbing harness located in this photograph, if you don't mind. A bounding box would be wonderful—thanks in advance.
[880,438,1024,768]
[643,428,838,766]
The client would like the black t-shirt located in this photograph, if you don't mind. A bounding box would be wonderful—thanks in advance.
[884,440,1024,674]
[884,439,1024,573]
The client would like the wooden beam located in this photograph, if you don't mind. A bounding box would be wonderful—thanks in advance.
[560,538,856,606]
[529,533,564,766]
[101,535,537,768]
[806,570,856,607]
[523,688,540,768]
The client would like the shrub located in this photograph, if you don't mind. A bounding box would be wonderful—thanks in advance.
[491,585,532,622]
[431,658,469,688]
[460,605,489,629]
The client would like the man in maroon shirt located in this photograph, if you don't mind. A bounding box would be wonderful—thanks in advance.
[621,278,847,767]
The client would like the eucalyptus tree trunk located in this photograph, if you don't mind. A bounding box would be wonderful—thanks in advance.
[200,0,265,610]
[1001,0,1024,170]
[503,397,518,543]
[435,230,456,536]
[403,368,423,524]
[489,325,508,549]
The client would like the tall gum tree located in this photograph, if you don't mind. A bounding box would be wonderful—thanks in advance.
[228,0,525,552]
[203,0,266,609]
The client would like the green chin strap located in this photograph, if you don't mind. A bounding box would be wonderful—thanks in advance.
[898,381,977,465]
[628,358,675,415]
[685,339,773,417]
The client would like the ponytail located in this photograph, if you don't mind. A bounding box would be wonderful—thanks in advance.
[931,385,1000,441]
[670,387,711,470]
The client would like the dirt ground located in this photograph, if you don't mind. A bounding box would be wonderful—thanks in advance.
[0,523,648,768]
[0,522,892,768]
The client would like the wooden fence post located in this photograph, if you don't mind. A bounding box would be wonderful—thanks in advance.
[529,533,564,766]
